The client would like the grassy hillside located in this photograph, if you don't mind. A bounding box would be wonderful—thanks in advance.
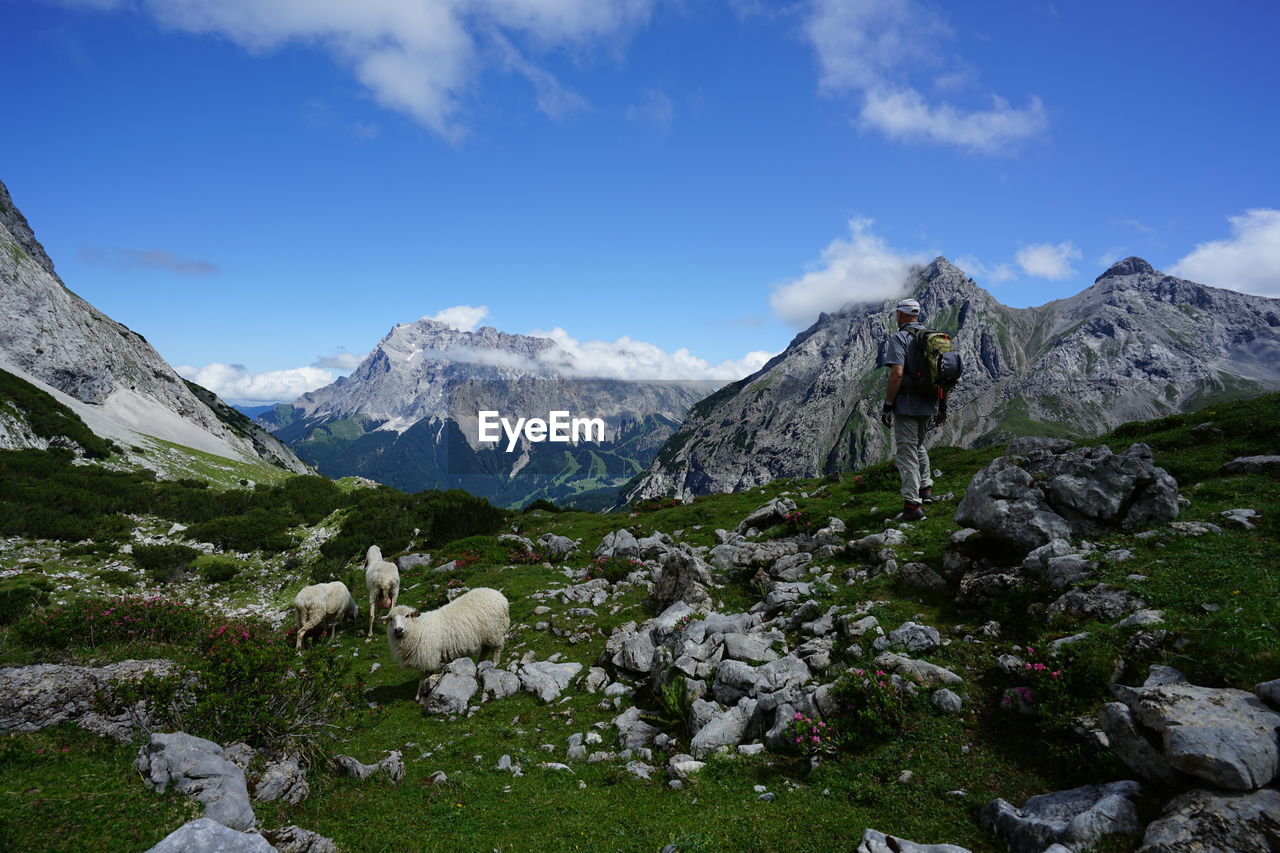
[1,393,1276,852]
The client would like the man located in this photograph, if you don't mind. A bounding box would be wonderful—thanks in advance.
[881,298,947,522]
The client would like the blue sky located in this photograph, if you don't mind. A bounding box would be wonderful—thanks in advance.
[3,0,1278,404]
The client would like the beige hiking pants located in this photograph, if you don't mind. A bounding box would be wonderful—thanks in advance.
[893,414,933,505]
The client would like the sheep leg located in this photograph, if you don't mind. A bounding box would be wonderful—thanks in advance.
[368,592,377,638]
[297,615,323,652]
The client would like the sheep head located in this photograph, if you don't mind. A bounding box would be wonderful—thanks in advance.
[382,604,421,639]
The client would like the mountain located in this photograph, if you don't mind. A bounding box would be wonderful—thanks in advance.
[625,256,1280,502]
[257,319,719,507]
[0,179,310,475]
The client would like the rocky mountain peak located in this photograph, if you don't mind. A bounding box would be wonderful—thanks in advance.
[1097,256,1157,281]
[0,179,58,281]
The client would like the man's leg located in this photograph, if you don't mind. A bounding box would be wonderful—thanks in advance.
[894,415,922,504]
[916,416,933,496]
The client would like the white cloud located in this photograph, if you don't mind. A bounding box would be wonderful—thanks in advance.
[1170,209,1280,298]
[177,363,335,405]
[804,0,1047,153]
[72,0,654,138]
[424,304,490,332]
[625,88,674,133]
[769,218,926,328]
[313,351,366,370]
[860,89,1047,154]
[528,327,774,381]
[953,254,1015,283]
[1016,241,1081,279]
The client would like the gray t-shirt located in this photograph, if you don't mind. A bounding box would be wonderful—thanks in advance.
[884,321,940,417]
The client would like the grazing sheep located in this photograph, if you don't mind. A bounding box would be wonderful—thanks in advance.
[382,588,510,703]
[364,545,401,638]
[292,581,358,651]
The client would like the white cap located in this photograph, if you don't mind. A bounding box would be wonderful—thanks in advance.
[894,298,921,316]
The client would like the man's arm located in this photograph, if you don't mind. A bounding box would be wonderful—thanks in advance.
[886,364,904,403]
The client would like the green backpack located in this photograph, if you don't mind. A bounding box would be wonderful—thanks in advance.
[907,328,963,397]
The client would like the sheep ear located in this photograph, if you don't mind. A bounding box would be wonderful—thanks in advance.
[379,614,391,624]
[409,610,421,618]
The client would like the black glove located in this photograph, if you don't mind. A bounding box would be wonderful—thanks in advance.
[935,402,948,427]
[881,400,894,428]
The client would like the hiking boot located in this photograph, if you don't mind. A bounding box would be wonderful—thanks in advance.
[898,502,927,522]
[919,486,934,505]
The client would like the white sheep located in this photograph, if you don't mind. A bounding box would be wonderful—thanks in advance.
[363,544,401,639]
[292,581,358,651]
[382,588,510,703]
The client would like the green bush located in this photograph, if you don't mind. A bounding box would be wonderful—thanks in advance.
[0,368,113,458]
[522,498,561,514]
[96,568,139,588]
[188,508,293,553]
[829,668,915,749]
[588,555,643,583]
[13,595,205,647]
[196,556,242,584]
[132,544,201,584]
[0,575,53,625]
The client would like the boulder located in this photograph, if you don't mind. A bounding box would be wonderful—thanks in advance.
[538,533,577,557]
[421,658,478,716]
[980,781,1144,853]
[519,661,583,703]
[1138,788,1280,853]
[736,497,797,533]
[594,529,640,560]
[134,732,257,831]
[394,553,433,572]
[1109,669,1280,790]
[1220,455,1280,475]
[722,632,779,663]
[957,444,1179,553]
[690,698,757,758]
[955,568,1026,610]
[0,659,184,742]
[651,544,713,610]
[899,562,948,591]
[856,828,972,853]
[931,689,963,715]
[1046,584,1146,625]
[261,825,338,853]
[637,531,675,559]
[874,621,941,655]
[613,629,658,674]
[252,755,309,805]
[874,653,963,688]
[613,706,660,750]
[478,661,521,700]
[145,819,274,853]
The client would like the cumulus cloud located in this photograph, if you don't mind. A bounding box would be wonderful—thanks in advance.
[1016,241,1081,279]
[424,304,490,332]
[528,327,774,381]
[769,218,926,328]
[804,0,1047,153]
[1170,209,1280,298]
[177,363,335,405]
[67,0,654,138]
[80,246,218,275]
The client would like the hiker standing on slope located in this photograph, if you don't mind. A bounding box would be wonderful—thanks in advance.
[881,298,948,522]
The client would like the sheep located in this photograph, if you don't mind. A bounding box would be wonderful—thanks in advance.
[363,544,401,639]
[292,581,358,651]
[382,588,510,703]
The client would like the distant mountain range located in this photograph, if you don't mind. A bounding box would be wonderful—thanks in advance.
[0,178,309,475]
[256,319,719,508]
[624,256,1280,502]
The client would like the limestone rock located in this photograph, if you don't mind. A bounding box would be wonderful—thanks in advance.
[261,825,339,853]
[1138,788,1280,853]
[980,781,1144,853]
[134,732,257,831]
[0,659,184,742]
[594,529,640,560]
[334,750,404,783]
[519,661,583,703]
[1221,456,1280,475]
[856,829,972,853]
[422,657,478,716]
[145,819,275,853]
[651,544,713,610]
[252,755,309,805]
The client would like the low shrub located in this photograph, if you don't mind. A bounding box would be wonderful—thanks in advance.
[0,575,53,625]
[96,568,139,588]
[588,555,643,583]
[829,668,914,749]
[783,711,839,758]
[132,544,201,583]
[13,596,205,648]
[196,556,242,584]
